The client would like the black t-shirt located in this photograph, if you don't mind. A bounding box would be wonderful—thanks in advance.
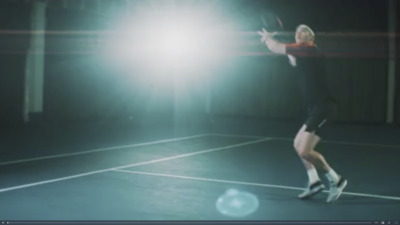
[285,43,333,109]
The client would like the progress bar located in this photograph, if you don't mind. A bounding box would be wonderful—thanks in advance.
[4,221,398,225]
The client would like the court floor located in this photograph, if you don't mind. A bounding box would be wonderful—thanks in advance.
[1,122,399,222]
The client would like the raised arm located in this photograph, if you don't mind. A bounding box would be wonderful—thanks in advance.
[257,28,286,55]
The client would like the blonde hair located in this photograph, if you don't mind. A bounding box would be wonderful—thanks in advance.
[296,24,315,41]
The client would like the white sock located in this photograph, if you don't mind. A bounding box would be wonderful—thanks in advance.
[307,168,320,184]
[325,169,340,183]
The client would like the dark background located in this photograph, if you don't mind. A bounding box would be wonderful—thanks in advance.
[0,0,398,128]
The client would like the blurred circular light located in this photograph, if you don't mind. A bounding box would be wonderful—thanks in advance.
[216,188,259,217]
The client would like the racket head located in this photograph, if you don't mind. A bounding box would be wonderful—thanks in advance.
[259,10,284,32]
[258,10,289,42]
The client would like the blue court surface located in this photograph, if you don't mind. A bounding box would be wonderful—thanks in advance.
[1,120,399,223]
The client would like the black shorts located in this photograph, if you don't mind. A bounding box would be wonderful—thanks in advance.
[304,101,337,136]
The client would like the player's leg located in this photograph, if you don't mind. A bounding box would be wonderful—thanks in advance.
[294,125,325,199]
[298,131,331,172]
[299,103,347,203]
[295,125,319,173]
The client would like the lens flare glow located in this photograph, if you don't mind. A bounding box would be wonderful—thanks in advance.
[216,188,259,217]
[103,5,235,74]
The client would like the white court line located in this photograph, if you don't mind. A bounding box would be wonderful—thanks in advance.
[113,169,400,202]
[0,133,211,167]
[209,133,264,140]
[0,137,270,193]
[210,133,400,149]
[210,133,271,141]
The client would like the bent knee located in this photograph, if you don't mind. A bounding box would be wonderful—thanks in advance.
[294,136,302,151]
[293,140,299,151]
[299,150,308,158]
[298,148,313,159]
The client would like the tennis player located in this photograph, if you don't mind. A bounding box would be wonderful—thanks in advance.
[258,25,347,203]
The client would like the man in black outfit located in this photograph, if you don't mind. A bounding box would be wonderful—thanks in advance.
[258,25,347,203]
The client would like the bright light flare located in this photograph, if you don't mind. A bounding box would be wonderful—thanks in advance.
[104,7,234,73]
[139,18,209,65]
[161,31,195,60]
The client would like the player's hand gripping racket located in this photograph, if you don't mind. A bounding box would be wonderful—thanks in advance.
[258,28,275,43]
[258,10,285,42]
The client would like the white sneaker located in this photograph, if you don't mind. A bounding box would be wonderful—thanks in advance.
[298,181,325,199]
[327,177,348,203]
